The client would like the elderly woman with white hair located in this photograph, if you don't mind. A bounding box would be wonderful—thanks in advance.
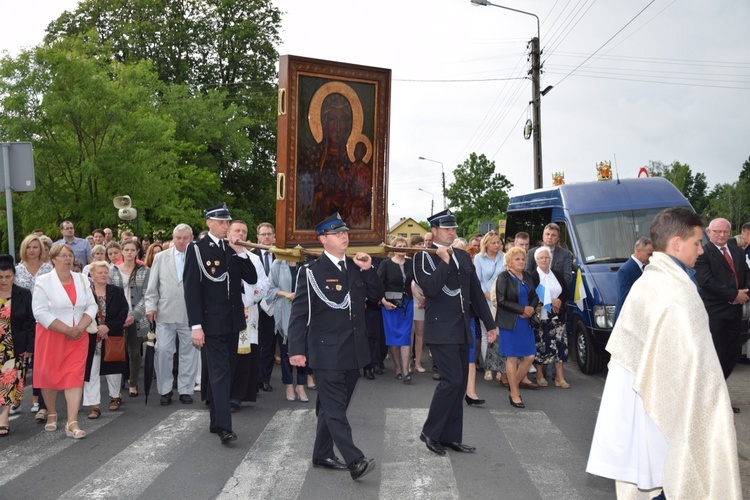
[529,245,571,388]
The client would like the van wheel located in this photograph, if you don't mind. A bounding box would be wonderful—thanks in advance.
[574,317,605,374]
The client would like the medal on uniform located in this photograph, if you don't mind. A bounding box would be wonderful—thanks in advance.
[336,284,342,291]
[206,260,211,266]
[210,267,216,274]
[214,260,220,266]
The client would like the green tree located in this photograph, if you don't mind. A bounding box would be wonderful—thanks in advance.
[0,34,229,243]
[45,0,282,224]
[648,160,709,214]
[706,181,750,230]
[445,153,513,237]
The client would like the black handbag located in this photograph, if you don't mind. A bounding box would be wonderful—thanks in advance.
[384,291,404,309]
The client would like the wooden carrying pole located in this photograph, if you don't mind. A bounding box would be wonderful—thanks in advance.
[233,241,447,262]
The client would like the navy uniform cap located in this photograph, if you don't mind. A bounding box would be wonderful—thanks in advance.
[427,209,458,228]
[316,212,349,235]
[204,202,232,221]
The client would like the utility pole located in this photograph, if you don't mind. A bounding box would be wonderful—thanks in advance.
[530,36,543,190]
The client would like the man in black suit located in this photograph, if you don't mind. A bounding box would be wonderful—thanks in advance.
[525,223,573,286]
[184,203,257,443]
[288,212,383,481]
[254,222,276,393]
[695,218,750,391]
[613,237,653,325]
[413,209,497,456]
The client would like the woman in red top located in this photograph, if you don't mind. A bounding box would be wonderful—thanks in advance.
[32,244,97,439]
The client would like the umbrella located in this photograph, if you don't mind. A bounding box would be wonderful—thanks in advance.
[143,322,156,404]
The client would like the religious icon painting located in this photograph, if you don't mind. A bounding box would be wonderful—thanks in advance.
[276,55,391,248]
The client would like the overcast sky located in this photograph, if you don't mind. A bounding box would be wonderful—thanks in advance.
[3,0,749,226]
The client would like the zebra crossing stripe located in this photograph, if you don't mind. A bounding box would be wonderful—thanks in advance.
[380,408,460,499]
[492,410,585,500]
[58,409,208,500]
[0,411,124,487]
[217,408,316,500]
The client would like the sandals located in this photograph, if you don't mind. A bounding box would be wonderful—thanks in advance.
[88,406,101,419]
[35,409,48,422]
[555,379,571,389]
[536,377,549,387]
[0,425,9,437]
[44,413,58,432]
[483,371,493,381]
[128,387,138,397]
[109,397,122,411]
[65,420,86,439]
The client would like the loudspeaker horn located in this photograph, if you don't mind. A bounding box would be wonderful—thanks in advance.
[113,196,132,209]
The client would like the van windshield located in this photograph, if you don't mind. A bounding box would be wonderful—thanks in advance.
[572,208,664,264]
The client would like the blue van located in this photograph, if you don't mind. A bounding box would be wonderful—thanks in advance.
[504,177,692,374]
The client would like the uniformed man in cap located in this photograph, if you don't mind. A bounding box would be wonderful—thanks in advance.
[414,209,498,455]
[288,212,384,480]
[183,203,257,444]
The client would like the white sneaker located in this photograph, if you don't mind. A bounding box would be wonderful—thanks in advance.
[194,384,201,392]
[30,403,40,413]
[9,403,21,415]
[528,365,537,374]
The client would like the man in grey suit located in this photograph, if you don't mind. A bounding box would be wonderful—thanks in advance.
[525,223,574,286]
[145,224,200,405]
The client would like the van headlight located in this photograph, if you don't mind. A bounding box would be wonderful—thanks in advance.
[594,305,616,329]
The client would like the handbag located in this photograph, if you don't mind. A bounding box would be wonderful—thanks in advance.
[103,335,127,363]
[529,314,542,329]
[384,291,404,309]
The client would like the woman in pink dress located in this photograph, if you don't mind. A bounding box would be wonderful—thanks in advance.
[32,244,97,439]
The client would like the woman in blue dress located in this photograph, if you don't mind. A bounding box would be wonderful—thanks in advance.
[494,247,539,408]
[378,238,414,382]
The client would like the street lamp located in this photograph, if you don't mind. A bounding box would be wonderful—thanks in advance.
[470,0,545,189]
[418,156,446,209]
[418,188,435,215]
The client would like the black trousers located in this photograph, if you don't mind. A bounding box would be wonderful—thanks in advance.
[422,343,468,443]
[708,316,744,379]
[204,329,239,432]
[257,311,276,384]
[364,306,386,368]
[313,368,363,466]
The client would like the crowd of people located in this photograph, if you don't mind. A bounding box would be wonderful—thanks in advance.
[0,206,744,495]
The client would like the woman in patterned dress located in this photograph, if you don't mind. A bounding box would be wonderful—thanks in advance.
[0,255,35,436]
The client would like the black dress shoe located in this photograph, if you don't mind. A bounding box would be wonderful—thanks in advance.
[160,393,173,406]
[218,429,237,444]
[230,402,241,412]
[373,365,384,375]
[259,382,273,392]
[209,426,218,434]
[179,394,193,404]
[464,395,485,406]
[312,456,348,470]
[733,406,741,414]
[432,371,442,381]
[509,395,525,408]
[441,442,476,453]
[420,432,446,455]
[349,457,376,480]
[363,368,375,380]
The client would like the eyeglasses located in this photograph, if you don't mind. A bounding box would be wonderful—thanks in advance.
[257,233,274,237]
[711,229,731,234]
[62,226,74,230]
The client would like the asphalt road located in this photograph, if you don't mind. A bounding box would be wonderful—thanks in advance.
[2,356,748,499]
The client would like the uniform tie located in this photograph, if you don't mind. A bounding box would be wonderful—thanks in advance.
[722,246,739,289]
[338,260,347,275]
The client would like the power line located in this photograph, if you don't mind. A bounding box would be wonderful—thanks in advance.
[551,0,657,88]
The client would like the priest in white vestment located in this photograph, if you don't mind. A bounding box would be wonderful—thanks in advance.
[587,207,741,499]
